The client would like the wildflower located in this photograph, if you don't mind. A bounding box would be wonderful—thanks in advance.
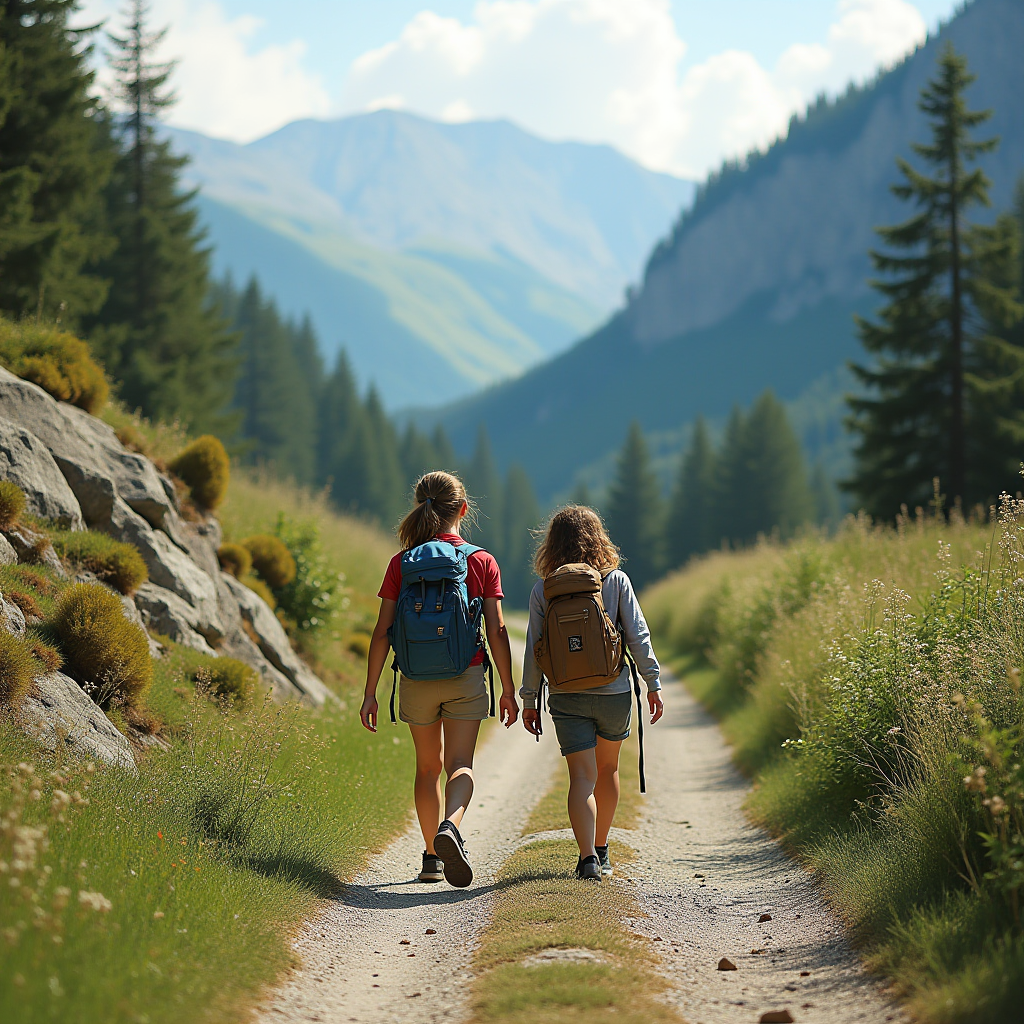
[153,911,164,919]
[78,890,112,913]
[984,795,1007,815]
[52,887,70,911]
[887,726,902,735]
[50,790,71,815]
[952,692,965,705]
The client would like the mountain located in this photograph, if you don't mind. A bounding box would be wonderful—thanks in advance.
[171,112,694,407]
[436,0,1024,500]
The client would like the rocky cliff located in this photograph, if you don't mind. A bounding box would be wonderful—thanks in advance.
[0,367,331,768]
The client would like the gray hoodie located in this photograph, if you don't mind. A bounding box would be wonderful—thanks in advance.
[520,568,661,710]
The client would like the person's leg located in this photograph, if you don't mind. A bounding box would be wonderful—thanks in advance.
[440,717,481,827]
[565,748,599,859]
[408,721,444,854]
[594,736,623,847]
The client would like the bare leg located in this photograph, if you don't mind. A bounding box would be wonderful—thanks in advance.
[441,718,481,828]
[565,748,599,859]
[594,737,623,847]
[408,721,443,854]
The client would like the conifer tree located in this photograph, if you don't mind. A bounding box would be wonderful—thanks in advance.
[317,350,361,492]
[665,416,715,568]
[465,424,504,552]
[606,421,663,589]
[89,0,235,430]
[399,423,439,488]
[500,463,541,606]
[363,388,405,523]
[0,0,114,322]
[846,45,1023,516]
[810,462,842,528]
[432,424,458,472]
[229,278,317,484]
[713,393,813,547]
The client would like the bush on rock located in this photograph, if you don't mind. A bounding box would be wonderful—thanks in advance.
[0,630,38,705]
[0,480,26,530]
[0,319,108,413]
[242,535,296,589]
[193,657,258,708]
[217,542,251,580]
[51,531,148,595]
[50,583,153,710]
[169,435,229,511]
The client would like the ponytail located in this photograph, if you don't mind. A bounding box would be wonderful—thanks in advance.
[397,471,475,550]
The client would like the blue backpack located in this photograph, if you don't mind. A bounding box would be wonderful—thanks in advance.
[387,540,493,722]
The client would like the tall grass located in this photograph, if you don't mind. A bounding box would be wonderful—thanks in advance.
[644,504,1024,1022]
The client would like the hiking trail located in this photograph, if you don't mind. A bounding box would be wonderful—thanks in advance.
[257,667,904,1024]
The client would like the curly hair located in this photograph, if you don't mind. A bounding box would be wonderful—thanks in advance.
[397,470,476,550]
[533,504,620,578]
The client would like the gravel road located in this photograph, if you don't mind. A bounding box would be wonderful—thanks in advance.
[627,673,905,1024]
[257,662,904,1024]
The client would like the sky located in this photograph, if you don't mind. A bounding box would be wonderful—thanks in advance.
[78,0,963,179]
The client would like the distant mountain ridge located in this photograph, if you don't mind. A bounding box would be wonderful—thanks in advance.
[437,0,1024,500]
[171,112,694,407]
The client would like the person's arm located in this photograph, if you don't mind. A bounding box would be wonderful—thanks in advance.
[521,583,544,735]
[614,573,665,725]
[483,597,519,727]
[360,598,397,733]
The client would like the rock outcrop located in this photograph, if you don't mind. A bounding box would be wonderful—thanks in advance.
[0,367,333,767]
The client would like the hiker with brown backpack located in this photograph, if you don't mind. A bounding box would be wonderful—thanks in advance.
[521,505,663,880]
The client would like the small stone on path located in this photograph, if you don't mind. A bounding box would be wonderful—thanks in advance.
[759,1012,794,1024]
[758,913,772,922]
[717,957,737,971]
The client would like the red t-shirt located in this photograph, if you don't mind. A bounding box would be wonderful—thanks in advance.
[378,534,503,666]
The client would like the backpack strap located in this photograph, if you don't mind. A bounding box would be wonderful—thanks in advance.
[389,659,399,725]
[625,650,646,794]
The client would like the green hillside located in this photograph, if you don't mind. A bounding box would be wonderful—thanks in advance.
[436,0,1024,499]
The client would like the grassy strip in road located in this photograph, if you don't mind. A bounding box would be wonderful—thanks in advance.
[470,733,676,1024]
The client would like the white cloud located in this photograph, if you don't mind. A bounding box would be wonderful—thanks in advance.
[340,0,928,178]
[78,0,331,143]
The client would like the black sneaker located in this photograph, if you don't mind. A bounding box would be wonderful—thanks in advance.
[596,845,613,877]
[575,855,602,881]
[433,820,473,888]
[419,852,444,882]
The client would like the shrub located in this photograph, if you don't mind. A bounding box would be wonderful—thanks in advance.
[49,583,153,710]
[193,658,258,708]
[243,534,296,589]
[271,514,344,641]
[0,480,26,530]
[169,435,230,511]
[0,319,108,413]
[26,630,62,673]
[0,630,37,705]
[115,423,148,454]
[217,542,252,580]
[50,530,148,595]
[7,588,42,619]
[242,575,276,610]
[346,632,371,658]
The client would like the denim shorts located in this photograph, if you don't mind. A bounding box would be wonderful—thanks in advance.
[547,689,632,756]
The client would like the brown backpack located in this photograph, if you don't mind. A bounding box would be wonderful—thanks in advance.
[534,563,623,692]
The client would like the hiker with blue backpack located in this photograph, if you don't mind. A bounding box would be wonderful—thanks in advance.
[360,470,519,888]
[521,505,664,881]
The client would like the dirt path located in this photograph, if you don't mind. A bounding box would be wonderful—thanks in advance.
[627,673,904,1024]
[257,631,561,1024]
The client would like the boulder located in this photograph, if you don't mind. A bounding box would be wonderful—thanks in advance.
[134,582,217,655]
[0,416,84,528]
[107,499,223,641]
[220,573,332,707]
[4,523,68,576]
[0,369,178,532]
[0,593,26,635]
[20,672,136,771]
[0,533,16,566]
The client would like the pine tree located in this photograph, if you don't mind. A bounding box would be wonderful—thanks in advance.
[606,421,663,589]
[317,350,361,492]
[709,406,745,548]
[500,464,541,606]
[665,416,715,568]
[464,424,504,552]
[431,424,458,472]
[810,462,842,527]
[399,423,439,488]
[0,0,114,323]
[229,278,317,485]
[846,45,1023,516]
[363,388,405,523]
[713,393,814,547]
[88,0,235,430]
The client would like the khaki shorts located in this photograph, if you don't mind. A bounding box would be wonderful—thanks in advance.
[399,664,489,726]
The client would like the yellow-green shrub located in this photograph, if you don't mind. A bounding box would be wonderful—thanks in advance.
[193,658,258,708]
[0,630,37,705]
[169,435,230,511]
[346,632,371,658]
[0,319,108,413]
[49,583,152,710]
[0,480,26,530]
[242,575,276,610]
[50,530,148,595]
[25,630,62,673]
[217,542,252,579]
[243,535,296,589]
